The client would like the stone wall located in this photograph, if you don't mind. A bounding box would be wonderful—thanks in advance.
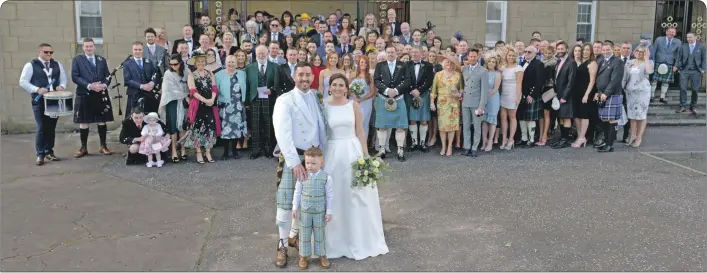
[409,1,486,46]
[0,0,189,134]
[506,1,579,42]
[595,1,656,43]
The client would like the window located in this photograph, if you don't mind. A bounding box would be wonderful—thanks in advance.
[75,1,103,44]
[485,1,507,48]
[576,0,596,42]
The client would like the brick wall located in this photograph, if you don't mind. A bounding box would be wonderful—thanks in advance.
[0,0,189,134]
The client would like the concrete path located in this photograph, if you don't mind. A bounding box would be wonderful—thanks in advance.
[1,126,705,271]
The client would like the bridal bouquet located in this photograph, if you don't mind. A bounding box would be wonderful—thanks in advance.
[351,151,391,189]
[349,81,365,97]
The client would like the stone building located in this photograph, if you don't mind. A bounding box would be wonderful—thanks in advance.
[1,0,705,133]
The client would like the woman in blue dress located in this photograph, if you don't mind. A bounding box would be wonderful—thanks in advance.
[351,55,376,137]
[481,54,502,152]
[215,55,247,160]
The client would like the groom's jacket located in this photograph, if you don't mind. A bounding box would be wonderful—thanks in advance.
[272,88,327,169]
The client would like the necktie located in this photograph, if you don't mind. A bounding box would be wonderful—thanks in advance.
[557,58,564,77]
[469,66,473,73]
[137,59,143,70]
[44,61,49,71]
[319,34,324,46]
[260,63,265,75]
[342,45,347,54]
[89,57,96,67]
[272,33,276,41]
[690,44,695,54]
[667,39,671,49]
[290,64,295,77]
[414,62,421,66]
[388,62,394,74]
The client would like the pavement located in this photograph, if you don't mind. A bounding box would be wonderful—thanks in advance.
[1,126,705,271]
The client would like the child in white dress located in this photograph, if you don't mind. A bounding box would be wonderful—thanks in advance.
[139,112,171,167]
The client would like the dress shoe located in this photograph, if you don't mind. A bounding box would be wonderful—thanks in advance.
[232,151,241,160]
[275,247,288,268]
[469,150,479,157]
[249,152,261,159]
[45,154,61,161]
[319,256,330,269]
[419,145,429,153]
[397,150,406,162]
[36,156,45,166]
[551,140,570,149]
[547,138,560,146]
[525,142,537,148]
[462,149,471,156]
[288,235,299,250]
[74,146,88,158]
[516,140,527,147]
[593,141,606,148]
[676,107,688,113]
[298,256,308,270]
[99,146,112,155]
[659,98,668,104]
[597,145,614,152]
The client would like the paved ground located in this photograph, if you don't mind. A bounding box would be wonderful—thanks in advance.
[1,126,705,271]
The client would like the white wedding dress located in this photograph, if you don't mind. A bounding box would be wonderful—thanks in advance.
[324,100,389,260]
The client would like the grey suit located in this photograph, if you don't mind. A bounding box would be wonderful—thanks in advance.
[144,44,168,72]
[650,36,681,66]
[596,55,624,97]
[677,42,706,108]
[461,64,489,151]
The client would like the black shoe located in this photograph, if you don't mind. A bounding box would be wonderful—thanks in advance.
[397,153,406,162]
[232,151,241,160]
[469,150,479,157]
[221,154,231,160]
[547,137,560,146]
[419,145,429,153]
[249,152,261,159]
[649,97,655,103]
[551,140,570,149]
[36,156,45,166]
[597,145,614,152]
[676,108,688,113]
[593,141,606,148]
[525,142,537,148]
[659,98,668,104]
[407,145,417,152]
[45,154,61,161]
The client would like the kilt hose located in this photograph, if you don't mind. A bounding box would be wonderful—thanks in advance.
[250,98,274,154]
[298,210,326,257]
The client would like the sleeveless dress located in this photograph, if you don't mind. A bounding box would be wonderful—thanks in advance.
[624,62,651,120]
[484,71,500,124]
[324,100,389,260]
[351,78,373,137]
[572,61,598,119]
[500,65,522,109]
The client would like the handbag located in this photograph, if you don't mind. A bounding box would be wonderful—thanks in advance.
[541,89,556,103]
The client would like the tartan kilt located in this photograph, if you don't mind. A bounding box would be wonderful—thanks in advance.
[653,63,675,83]
[374,96,408,128]
[276,155,305,210]
[598,95,623,121]
[518,96,541,121]
[405,91,431,122]
[73,92,114,123]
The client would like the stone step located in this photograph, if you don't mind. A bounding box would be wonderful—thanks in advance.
[647,108,706,117]
[649,102,707,108]
[648,119,706,126]
[659,93,706,100]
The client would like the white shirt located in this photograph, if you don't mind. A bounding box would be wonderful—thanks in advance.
[19,58,68,93]
[147,43,156,54]
[183,37,195,53]
[83,54,106,90]
[292,170,333,214]
[257,60,268,73]
[288,62,296,78]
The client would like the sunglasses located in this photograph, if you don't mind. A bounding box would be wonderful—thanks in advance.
[270,24,279,27]
[169,63,180,66]
[523,50,534,53]
[43,51,54,54]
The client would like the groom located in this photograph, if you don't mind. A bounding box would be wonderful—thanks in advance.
[272,62,327,268]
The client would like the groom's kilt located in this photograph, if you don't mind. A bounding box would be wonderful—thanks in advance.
[276,152,305,210]
[405,91,431,122]
[653,63,675,83]
[374,95,408,128]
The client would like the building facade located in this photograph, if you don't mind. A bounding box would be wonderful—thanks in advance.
[1,0,705,133]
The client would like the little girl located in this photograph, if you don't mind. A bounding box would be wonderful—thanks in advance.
[139,112,171,167]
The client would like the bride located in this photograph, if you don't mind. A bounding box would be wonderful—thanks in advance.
[323,73,389,260]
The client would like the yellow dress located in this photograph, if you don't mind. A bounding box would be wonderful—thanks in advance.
[431,71,462,132]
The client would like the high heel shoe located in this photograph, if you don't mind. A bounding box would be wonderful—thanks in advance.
[440,147,446,156]
[484,145,492,152]
[571,138,587,148]
[205,153,215,163]
[196,153,205,164]
[504,143,514,150]
[630,139,642,148]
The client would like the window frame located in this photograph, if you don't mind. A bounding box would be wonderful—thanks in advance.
[576,0,597,42]
[485,0,508,48]
[75,0,104,44]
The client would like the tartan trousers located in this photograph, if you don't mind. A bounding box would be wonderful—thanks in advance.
[250,98,274,153]
[298,210,326,257]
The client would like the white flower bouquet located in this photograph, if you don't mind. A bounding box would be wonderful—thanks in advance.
[349,81,365,97]
[351,151,391,188]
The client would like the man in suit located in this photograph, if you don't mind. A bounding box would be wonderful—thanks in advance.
[550,41,577,149]
[374,46,410,161]
[650,27,681,103]
[143,28,167,73]
[267,18,288,51]
[193,15,212,41]
[124,41,161,115]
[172,25,199,56]
[311,22,338,48]
[408,29,424,47]
[386,8,403,36]
[255,11,265,34]
[338,30,353,55]
[241,40,255,64]
[676,32,705,114]
[267,42,286,65]
[71,37,114,158]
[517,45,545,147]
[246,45,278,159]
[318,40,342,62]
[406,46,434,153]
[616,42,635,143]
[594,42,625,152]
[456,39,469,65]
[326,13,339,36]
[460,48,489,157]
[19,42,68,166]
[119,106,168,165]
[176,41,190,64]
[398,23,412,45]
[274,48,298,96]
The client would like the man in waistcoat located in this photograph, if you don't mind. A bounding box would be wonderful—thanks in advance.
[18,43,68,166]
[246,45,278,159]
[461,48,489,157]
[676,32,705,114]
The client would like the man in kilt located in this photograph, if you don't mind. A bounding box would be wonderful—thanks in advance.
[405,46,434,153]
[245,45,278,159]
[650,27,681,103]
[374,46,410,161]
[517,46,545,148]
[71,38,114,158]
[595,42,625,152]
[272,62,327,268]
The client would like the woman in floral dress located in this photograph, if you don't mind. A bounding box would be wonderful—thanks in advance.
[215,55,247,160]
[185,52,221,164]
[430,56,462,156]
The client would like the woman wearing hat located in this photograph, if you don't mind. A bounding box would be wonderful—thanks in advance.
[430,54,462,156]
[184,51,221,163]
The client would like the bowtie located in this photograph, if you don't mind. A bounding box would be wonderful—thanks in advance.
[414,62,421,65]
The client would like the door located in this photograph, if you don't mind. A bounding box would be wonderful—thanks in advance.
[654,0,706,41]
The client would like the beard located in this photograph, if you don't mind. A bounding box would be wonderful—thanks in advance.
[296,81,311,90]
[556,52,566,58]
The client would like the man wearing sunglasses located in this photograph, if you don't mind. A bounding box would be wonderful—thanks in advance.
[517,45,545,148]
[267,19,288,52]
[19,43,68,166]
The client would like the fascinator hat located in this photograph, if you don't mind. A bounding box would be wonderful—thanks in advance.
[187,48,217,66]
